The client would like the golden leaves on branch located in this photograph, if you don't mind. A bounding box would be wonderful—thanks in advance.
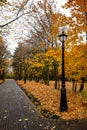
[75,0,87,7]
[65,44,87,81]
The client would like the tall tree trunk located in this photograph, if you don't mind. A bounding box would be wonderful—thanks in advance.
[58,78,60,90]
[74,81,77,92]
[46,64,49,85]
[43,64,49,85]
[19,65,22,80]
[72,79,77,92]
[54,64,58,89]
[72,79,75,91]
[79,78,84,92]
[2,70,5,80]
[24,68,27,84]
[54,65,58,89]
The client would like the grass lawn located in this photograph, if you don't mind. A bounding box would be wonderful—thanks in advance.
[17,80,87,120]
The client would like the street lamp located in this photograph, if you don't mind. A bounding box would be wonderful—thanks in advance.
[59,31,68,111]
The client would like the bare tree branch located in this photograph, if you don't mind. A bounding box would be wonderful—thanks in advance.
[0,11,32,28]
[0,0,33,28]
[16,0,29,17]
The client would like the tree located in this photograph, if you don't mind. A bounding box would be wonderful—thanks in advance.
[0,36,10,80]
[46,48,61,89]
[65,44,87,92]
[0,0,34,28]
[24,0,69,53]
[12,43,26,80]
[64,0,87,43]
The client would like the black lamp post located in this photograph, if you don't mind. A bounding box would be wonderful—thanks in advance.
[59,31,68,111]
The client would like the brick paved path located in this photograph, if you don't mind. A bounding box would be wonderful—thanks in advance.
[0,79,87,130]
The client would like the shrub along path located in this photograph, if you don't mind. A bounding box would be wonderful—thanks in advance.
[0,79,87,130]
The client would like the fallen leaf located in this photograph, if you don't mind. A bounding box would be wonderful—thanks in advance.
[18,119,22,122]
[51,126,56,130]
[3,116,7,119]
[24,118,29,121]
[4,110,8,113]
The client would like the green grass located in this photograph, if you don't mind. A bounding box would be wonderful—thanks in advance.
[81,91,87,101]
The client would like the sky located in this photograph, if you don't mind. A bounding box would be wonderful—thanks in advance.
[1,0,69,54]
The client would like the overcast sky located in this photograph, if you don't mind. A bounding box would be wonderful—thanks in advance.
[1,0,69,54]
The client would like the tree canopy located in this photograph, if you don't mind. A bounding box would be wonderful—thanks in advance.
[0,0,86,90]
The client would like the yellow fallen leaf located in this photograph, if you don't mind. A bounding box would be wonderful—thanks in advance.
[51,126,56,130]
[24,118,29,121]
[18,119,22,122]
[4,110,8,113]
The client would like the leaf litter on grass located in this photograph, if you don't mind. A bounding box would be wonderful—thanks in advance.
[17,80,87,120]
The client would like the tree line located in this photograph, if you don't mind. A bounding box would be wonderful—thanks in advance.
[0,0,87,92]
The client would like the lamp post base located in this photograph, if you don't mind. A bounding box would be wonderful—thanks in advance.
[60,87,68,112]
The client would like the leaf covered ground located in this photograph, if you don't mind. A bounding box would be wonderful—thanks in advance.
[17,80,87,120]
[0,80,4,84]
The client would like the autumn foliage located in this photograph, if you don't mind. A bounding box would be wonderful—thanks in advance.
[17,80,87,120]
[0,0,87,119]
[0,35,11,80]
[12,43,87,92]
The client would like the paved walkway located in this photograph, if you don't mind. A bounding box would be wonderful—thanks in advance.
[0,79,87,130]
